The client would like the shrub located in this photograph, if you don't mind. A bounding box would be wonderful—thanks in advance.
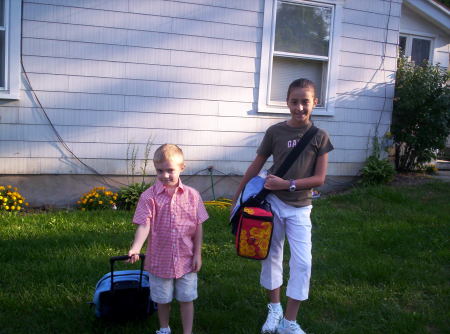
[116,182,152,210]
[0,185,29,212]
[77,186,118,211]
[360,156,396,186]
[392,57,450,171]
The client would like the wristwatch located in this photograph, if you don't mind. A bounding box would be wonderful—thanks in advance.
[289,179,296,192]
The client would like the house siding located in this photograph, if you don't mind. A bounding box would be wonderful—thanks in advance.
[1,0,400,182]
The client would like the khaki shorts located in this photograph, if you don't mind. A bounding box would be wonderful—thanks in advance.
[149,272,198,304]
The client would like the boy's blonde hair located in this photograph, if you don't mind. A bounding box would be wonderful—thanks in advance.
[153,144,184,164]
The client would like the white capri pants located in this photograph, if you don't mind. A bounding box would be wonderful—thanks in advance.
[260,194,312,301]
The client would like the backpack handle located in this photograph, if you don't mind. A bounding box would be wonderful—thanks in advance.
[109,254,145,291]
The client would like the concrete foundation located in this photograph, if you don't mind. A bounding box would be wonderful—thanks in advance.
[0,174,358,208]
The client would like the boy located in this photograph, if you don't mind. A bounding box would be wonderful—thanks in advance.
[128,144,208,334]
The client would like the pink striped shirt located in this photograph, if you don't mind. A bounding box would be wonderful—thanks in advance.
[133,179,209,278]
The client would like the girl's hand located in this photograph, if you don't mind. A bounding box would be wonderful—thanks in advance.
[192,253,202,272]
[127,250,140,264]
[264,174,289,191]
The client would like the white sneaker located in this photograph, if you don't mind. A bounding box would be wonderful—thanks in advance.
[261,304,283,333]
[276,318,306,334]
[155,327,171,334]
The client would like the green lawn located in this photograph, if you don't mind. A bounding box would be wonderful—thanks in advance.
[0,181,449,334]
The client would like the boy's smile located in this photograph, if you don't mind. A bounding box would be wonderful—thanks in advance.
[286,87,317,127]
[154,159,185,188]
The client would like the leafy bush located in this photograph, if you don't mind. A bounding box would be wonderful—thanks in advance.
[392,57,450,171]
[77,186,118,211]
[116,182,152,210]
[360,156,396,186]
[0,185,29,212]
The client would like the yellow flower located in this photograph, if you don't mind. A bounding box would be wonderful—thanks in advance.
[5,206,9,210]
[12,196,16,201]
[11,206,15,210]
[16,206,21,211]
[95,194,99,198]
[113,196,117,200]
[0,196,2,200]
[25,202,29,206]
[18,199,23,204]
[0,186,4,190]
[99,201,103,205]
[7,185,11,189]
[3,198,7,203]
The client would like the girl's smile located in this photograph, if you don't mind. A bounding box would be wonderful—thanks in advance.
[286,87,317,127]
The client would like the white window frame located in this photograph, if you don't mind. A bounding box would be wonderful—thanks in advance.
[398,31,434,65]
[0,0,21,100]
[258,0,343,116]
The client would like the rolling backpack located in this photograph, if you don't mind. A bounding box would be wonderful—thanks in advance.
[92,254,156,320]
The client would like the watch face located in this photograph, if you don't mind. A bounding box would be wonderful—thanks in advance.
[289,180,296,191]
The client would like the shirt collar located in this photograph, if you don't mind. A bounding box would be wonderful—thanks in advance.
[154,179,185,195]
[285,120,313,131]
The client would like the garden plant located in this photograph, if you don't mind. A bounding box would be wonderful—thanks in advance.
[0,185,28,212]
[77,186,118,211]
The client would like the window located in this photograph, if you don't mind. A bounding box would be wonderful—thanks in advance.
[0,0,21,100]
[0,0,5,88]
[399,34,432,65]
[258,0,341,115]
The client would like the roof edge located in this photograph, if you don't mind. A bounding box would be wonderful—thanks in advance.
[404,0,450,34]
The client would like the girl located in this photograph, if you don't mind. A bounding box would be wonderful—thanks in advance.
[232,78,333,334]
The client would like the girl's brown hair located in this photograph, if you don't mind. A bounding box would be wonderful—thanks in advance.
[286,78,316,100]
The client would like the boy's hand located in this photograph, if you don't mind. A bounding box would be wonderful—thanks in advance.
[127,250,140,264]
[192,253,202,272]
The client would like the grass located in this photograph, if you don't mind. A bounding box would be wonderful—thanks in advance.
[0,181,449,334]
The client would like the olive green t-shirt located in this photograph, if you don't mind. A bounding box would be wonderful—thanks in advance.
[257,121,334,207]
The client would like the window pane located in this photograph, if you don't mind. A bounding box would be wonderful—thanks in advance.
[274,1,331,56]
[399,36,406,56]
[0,31,4,88]
[411,38,431,64]
[270,56,325,105]
[0,0,4,26]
